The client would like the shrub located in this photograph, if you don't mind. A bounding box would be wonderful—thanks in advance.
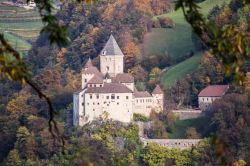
[133,113,149,122]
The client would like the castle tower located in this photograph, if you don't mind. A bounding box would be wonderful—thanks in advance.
[152,85,164,112]
[81,58,102,88]
[100,35,124,77]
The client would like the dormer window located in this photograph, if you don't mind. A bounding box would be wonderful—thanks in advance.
[102,50,106,55]
[106,66,109,71]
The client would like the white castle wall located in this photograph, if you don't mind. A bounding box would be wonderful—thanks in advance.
[134,97,154,117]
[100,55,123,77]
[198,96,221,110]
[152,94,164,112]
[83,92,133,124]
[73,90,85,126]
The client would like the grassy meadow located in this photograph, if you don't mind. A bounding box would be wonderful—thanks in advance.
[168,116,211,139]
[144,0,230,88]
[161,54,202,89]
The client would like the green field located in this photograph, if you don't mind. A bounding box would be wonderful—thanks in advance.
[168,116,211,139]
[144,0,230,60]
[161,54,202,88]
[145,0,230,88]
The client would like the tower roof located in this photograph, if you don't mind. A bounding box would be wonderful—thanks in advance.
[152,85,163,94]
[101,35,124,56]
[84,58,93,68]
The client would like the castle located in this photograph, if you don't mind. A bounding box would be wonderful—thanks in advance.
[73,35,164,126]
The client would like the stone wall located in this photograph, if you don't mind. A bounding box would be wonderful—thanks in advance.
[136,121,202,149]
[141,138,202,149]
[171,109,204,120]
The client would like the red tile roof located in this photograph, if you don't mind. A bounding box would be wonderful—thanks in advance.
[86,83,133,93]
[84,58,93,68]
[198,85,229,97]
[134,91,152,98]
[82,66,103,77]
[112,73,134,83]
[88,75,103,84]
[152,85,163,94]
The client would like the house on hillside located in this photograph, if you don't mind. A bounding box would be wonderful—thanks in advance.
[73,35,164,126]
[198,85,229,111]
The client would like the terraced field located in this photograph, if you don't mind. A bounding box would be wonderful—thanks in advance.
[0,4,43,52]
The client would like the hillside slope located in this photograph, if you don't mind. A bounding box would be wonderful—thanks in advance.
[144,0,230,88]
[143,0,230,60]
[0,4,42,52]
[161,54,202,88]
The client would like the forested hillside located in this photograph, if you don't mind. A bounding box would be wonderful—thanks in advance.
[0,0,250,165]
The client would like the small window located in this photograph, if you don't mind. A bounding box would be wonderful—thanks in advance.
[97,103,100,105]
[93,102,95,105]
[111,94,115,99]
[117,102,119,105]
[82,102,84,106]
[106,66,110,71]
[94,84,96,87]
[126,96,129,99]
[96,94,99,99]
[93,109,95,111]
[84,79,87,82]
[90,95,92,99]
[102,50,106,55]
[106,96,109,99]
[117,96,119,99]
[87,103,89,105]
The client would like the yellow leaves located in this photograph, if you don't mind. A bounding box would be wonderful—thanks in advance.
[103,4,114,21]
[233,160,247,166]
[122,41,140,58]
[133,0,152,16]
[86,0,93,5]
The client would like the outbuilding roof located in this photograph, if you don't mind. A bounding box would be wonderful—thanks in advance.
[86,83,133,93]
[112,73,134,83]
[198,85,229,97]
[101,35,124,56]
